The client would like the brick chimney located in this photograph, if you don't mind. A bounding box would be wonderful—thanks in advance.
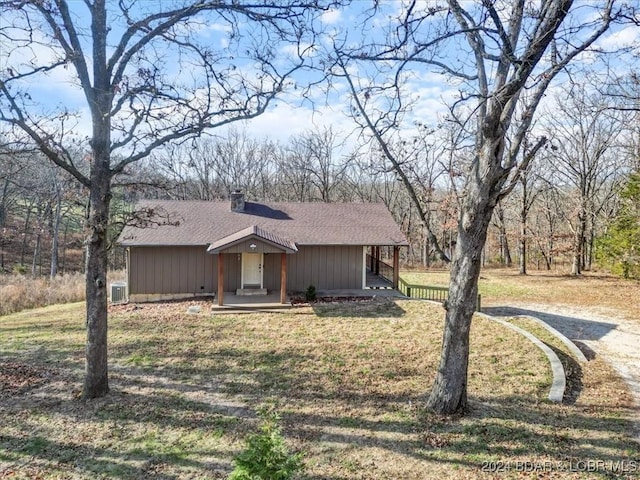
[230,189,245,212]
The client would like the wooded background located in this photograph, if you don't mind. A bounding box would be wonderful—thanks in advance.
[2,83,639,279]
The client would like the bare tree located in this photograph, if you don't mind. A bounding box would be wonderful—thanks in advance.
[284,127,352,202]
[0,148,25,271]
[209,129,274,200]
[274,140,314,201]
[514,150,547,275]
[0,147,81,275]
[491,200,513,267]
[47,164,79,278]
[0,0,331,399]
[150,129,280,202]
[333,59,452,262]
[333,1,621,414]
[533,182,567,270]
[544,81,629,275]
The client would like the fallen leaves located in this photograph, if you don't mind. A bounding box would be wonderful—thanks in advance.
[0,362,57,397]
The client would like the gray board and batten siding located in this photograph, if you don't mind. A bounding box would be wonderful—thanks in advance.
[288,245,363,290]
[128,246,216,297]
[127,244,364,299]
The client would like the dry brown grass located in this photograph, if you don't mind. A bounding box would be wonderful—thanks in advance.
[0,273,85,316]
[403,268,640,322]
[0,270,127,316]
[1,299,637,479]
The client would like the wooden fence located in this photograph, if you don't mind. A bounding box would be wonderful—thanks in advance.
[398,278,482,311]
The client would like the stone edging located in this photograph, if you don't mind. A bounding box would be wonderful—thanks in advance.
[509,314,589,363]
[476,312,566,403]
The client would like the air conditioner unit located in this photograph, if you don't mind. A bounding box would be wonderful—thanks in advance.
[110,282,128,304]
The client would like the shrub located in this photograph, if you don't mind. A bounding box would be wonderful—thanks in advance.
[597,172,640,279]
[229,409,304,480]
[12,265,27,275]
[304,285,316,302]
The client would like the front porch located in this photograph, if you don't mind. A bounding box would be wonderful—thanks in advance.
[365,247,399,289]
[211,287,403,313]
[208,230,403,307]
[211,292,293,313]
[207,225,297,307]
[366,269,393,289]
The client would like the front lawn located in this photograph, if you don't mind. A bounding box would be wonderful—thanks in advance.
[1,299,637,479]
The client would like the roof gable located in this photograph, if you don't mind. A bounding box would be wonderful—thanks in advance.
[207,225,298,253]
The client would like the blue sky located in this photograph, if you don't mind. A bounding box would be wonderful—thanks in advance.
[1,1,638,153]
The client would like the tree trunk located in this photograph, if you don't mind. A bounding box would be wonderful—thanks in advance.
[82,0,112,400]
[424,230,430,268]
[519,204,527,274]
[32,231,40,277]
[50,183,62,278]
[83,179,111,398]
[61,220,68,274]
[503,233,512,267]
[495,204,512,267]
[83,148,112,397]
[0,179,7,270]
[427,160,497,413]
[585,228,594,271]
[571,210,586,275]
[519,233,526,274]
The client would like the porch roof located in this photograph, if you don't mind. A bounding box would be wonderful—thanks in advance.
[207,225,298,254]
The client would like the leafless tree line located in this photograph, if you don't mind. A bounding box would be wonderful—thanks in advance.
[2,78,636,279]
[0,147,87,276]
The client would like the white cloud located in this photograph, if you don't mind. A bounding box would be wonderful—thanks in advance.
[241,100,354,144]
[597,26,640,51]
[1,35,88,110]
[280,42,318,59]
[207,22,233,34]
[321,9,342,25]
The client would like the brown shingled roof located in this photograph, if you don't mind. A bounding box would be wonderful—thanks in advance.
[118,200,409,247]
[207,225,298,253]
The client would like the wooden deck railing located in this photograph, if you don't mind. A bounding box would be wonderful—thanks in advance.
[398,277,482,311]
[366,254,394,285]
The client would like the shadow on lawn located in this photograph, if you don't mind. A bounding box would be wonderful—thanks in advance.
[0,365,248,478]
[312,299,406,318]
[2,302,638,479]
[2,360,638,479]
[0,432,232,479]
[550,344,584,405]
[110,356,638,477]
[281,397,639,477]
[482,306,619,344]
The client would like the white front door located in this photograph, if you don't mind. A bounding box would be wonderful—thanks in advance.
[242,253,263,288]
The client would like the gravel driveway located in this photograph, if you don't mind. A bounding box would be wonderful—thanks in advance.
[484,303,640,440]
